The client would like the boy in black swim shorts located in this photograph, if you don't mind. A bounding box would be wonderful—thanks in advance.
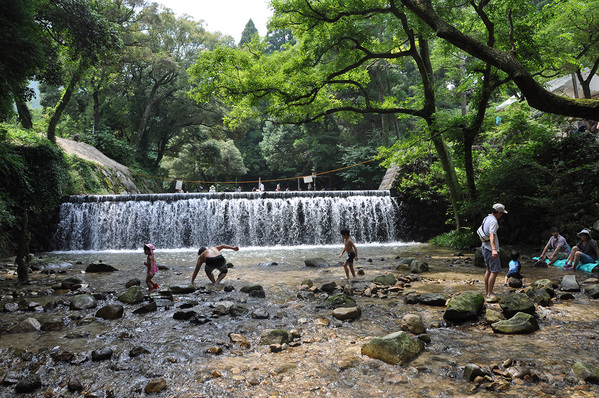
[192,244,239,284]
[339,228,358,280]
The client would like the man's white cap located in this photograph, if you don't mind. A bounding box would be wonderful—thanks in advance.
[493,203,508,213]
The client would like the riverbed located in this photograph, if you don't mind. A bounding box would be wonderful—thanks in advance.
[1,243,599,397]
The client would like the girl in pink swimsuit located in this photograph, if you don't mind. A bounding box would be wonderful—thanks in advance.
[144,243,159,290]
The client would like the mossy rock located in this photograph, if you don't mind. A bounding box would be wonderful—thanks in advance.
[361,331,424,365]
[443,291,484,323]
[321,294,356,309]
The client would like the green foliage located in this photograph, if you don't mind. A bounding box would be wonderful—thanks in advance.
[64,156,107,195]
[239,19,259,47]
[378,130,451,201]
[337,145,386,190]
[485,103,556,149]
[162,139,248,183]
[86,131,135,166]
[0,123,69,255]
[467,132,599,243]
[0,0,45,120]
[430,230,480,250]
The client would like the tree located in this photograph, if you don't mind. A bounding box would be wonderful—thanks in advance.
[37,0,123,142]
[0,129,69,282]
[189,0,465,226]
[162,138,247,183]
[398,0,599,119]
[0,0,45,124]
[239,18,259,47]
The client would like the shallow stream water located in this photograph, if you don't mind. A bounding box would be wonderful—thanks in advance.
[1,243,599,397]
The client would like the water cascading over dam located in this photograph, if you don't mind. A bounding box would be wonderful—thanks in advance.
[53,190,400,251]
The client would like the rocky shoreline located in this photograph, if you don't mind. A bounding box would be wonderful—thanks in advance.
[1,246,599,397]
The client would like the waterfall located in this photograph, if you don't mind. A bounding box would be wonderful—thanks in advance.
[53,190,400,250]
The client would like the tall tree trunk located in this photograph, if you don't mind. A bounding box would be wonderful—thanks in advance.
[93,87,100,135]
[134,84,159,152]
[463,131,476,200]
[412,33,463,229]
[16,210,30,284]
[47,64,84,143]
[430,132,462,230]
[15,99,33,129]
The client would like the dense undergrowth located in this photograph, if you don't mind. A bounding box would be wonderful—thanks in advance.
[0,123,160,257]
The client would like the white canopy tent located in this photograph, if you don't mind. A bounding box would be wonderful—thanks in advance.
[543,68,599,99]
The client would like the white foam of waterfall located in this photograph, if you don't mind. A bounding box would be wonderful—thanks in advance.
[53,191,400,250]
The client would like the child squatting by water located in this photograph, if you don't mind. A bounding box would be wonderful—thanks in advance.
[504,249,524,287]
[143,243,159,290]
[339,228,358,280]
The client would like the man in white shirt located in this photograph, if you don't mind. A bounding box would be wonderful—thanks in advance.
[481,203,507,298]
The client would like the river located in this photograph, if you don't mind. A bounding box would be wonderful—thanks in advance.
[1,243,598,397]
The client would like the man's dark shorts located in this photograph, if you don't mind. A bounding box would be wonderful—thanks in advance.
[346,252,356,264]
[205,255,228,275]
[482,247,501,273]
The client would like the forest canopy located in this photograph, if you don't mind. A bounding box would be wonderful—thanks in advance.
[1,0,599,257]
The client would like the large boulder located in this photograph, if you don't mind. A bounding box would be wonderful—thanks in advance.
[396,257,417,268]
[95,304,124,320]
[85,261,118,273]
[507,277,523,288]
[125,278,141,288]
[70,294,97,310]
[418,293,448,307]
[260,329,290,345]
[527,288,552,306]
[319,282,338,293]
[530,279,555,297]
[443,291,484,323]
[9,317,41,333]
[491,312,539,334]
[169,284,197,294]
[332,306,362,321]
[117,286,144,304]
[91,347,113,361]
[373,274,396,286]
[585,284,599,299]
[464,363,493,381]
[240,284,264,294]
[499,293,536,318]
[41,318,65,331]
[572,362,599,384]
[409,260,429,273]
[484,308,505,324]
[320,294,356,309]
[229,304,249,317]
[62,276,87,285]
[401,313,426,335]
[14,375,42,393]
[145,378,167,394]
[305,258,329,267]
[361,331,424,365]
[560,275,580,292]
[133,301,158,314]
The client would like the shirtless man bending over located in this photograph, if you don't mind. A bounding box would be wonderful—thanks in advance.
[191,244,239,284]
